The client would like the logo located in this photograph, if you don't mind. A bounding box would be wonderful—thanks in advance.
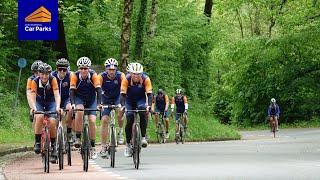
[63,82,69,88]
[18,0,58,40]
[25,6,51,23]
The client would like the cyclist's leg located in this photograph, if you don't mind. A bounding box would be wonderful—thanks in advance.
[183,114,188,129]
[275,116,279,130]
[64,101,73,141]
[175,113,180,134]
[34,102,44,153]
[115,97,124,132]
[74,96,84,147]
[137,101,147,138]
[269,116,274,131]
[124,102,134,157]
[101,108,111,147]
[164,111,169,133]
[125,102,134,144]
[154,108,160,128]
[87,98,97,148]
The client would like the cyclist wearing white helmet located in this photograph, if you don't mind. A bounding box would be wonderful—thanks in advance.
[171,88,189,134]
[268,98,280,131]
[51,58,74,142]
[29,63,61,163]
[120,62,153,157]
[98,58,126,158]
[70,56,102,159]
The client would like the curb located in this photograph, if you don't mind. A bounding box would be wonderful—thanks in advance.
[0,146,33,157]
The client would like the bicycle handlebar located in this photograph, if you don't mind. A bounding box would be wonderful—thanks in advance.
[33,111,57,115]
[102,104,121,109]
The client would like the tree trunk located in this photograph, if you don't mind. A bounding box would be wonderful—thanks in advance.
[235,8,244,38]
[148,0,158,38]
[134,0,148,61]
[120,0,135,72]
[268,0,287,38]
[204,0,213,23]
[253,5,261,36]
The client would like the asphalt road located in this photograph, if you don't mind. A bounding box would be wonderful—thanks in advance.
[4,128,320,180]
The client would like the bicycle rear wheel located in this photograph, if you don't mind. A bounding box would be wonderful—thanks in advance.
[110,127,116,168]
[133,124,141,169]
[82,124,89,172]
[57,127,64,170]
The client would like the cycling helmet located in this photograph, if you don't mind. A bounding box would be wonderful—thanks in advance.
[38,63,52,73]
[77,57,91,67]
[56,58,70,67]
[271,98,276,103]
[176,89,182,94]
[129,63,143,74]
[158,89,164,95]
[31,60,43,71]
[104,58,118,69]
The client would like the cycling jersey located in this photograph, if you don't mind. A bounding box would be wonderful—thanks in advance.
[268,104,280,116]
[70,70,101,99]
[172,96,188,113]
[99,71,125,100]
[155,94,169,112]
[30,76,58,103]
[120,74,152,102]
[51,71,70,102]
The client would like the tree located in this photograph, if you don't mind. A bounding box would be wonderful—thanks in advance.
[134,0,148,61]
[120,0,135,72]
[148,0,158,38]
[204,0,213,23]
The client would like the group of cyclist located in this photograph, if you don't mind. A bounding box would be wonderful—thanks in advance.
[26,57,189,162]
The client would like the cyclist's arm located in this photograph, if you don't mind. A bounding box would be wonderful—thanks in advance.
[52,77,61,109]
[69,72,77,105]
[120,77,129,107]
[29,80,38,110]
[267,106,271,116]
[165,95,169,111]
[144,77,153,107]
[171,97,175,111]
[92,73,102,105]
[26,78,33,109]
[184,96,188,111]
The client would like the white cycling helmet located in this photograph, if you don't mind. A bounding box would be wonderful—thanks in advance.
[271,98,276,103]
[176,89,182,94]
[129,62,143,74]
[104,58,118,69]
[77,57,91,67]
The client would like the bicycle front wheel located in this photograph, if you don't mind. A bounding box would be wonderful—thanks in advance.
[57,127,64,170]
[82,124,90,172]
[110,127,116,168]
[132,124,141,169]
[45,128,50,173]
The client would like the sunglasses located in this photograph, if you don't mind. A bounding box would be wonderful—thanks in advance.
[79,67,89,70]
[58,68,67,72]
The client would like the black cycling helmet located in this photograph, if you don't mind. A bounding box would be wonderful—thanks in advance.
[56,58,70,67]
[38,63,52,73]
[158,89,164,95]
[31,60,43,71]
